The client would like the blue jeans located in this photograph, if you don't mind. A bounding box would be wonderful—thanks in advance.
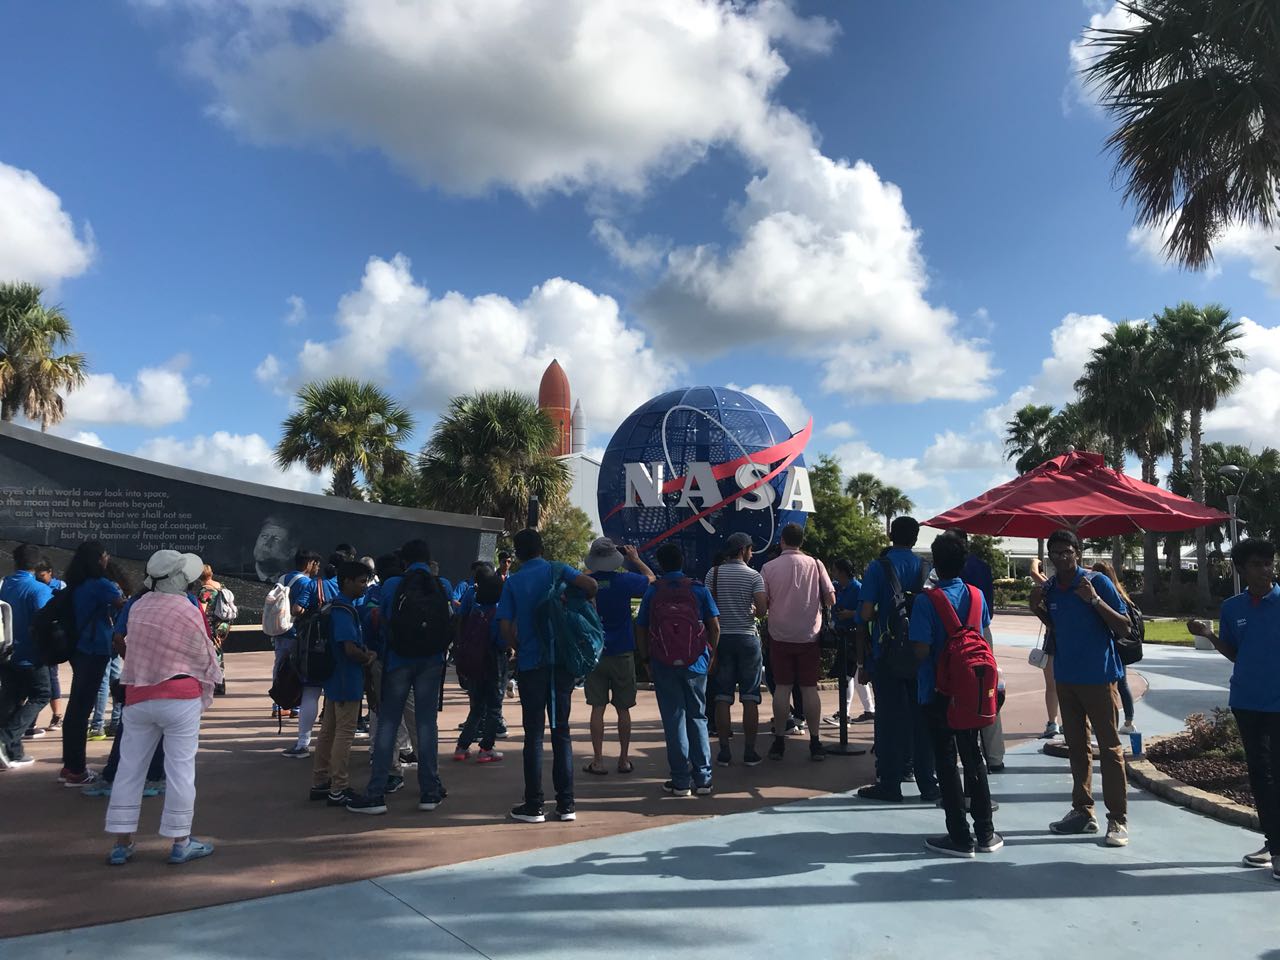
[0,660,51,759]
[871,662,938,798]
[63,652,110,774]
[368,658,444,801]
[517,667,575,808]
[93,655,122,728]
[651,661,712,789]
[457,671,503,752]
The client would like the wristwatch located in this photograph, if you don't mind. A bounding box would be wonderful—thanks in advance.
[1090,596,1102,607]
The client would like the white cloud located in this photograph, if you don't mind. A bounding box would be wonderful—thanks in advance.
[159,0,836,196]
[134,431,328,493]
[63,365,193,427]
[823,420,855,439]
[591,220,668,271]
[70,431,105,448]
[283,294,306,325]
[1202,317,1280,447]
[0,162,96,287]
[254,353,281,385]
[725,382,809,432]
[292,253,677,431]
[921,430,1005,472]
[1067,2,1142,111]
[1131,219,1280,297]
[830,438,927,493]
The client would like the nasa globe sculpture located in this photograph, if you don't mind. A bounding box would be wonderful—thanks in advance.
[597,386,814,577]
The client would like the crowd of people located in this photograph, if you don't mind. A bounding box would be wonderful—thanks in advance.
[0,525,1276,877]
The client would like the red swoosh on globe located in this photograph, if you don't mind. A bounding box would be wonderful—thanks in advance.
[601,418,813,536]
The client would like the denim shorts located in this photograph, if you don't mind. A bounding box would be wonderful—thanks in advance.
[710,632,763,705]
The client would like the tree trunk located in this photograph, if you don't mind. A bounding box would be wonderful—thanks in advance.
[1191,406,1211,610]
[1166,409,1187,608]
[1141,446,1160,603]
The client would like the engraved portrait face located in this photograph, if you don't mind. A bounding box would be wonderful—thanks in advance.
[253,516,294,582]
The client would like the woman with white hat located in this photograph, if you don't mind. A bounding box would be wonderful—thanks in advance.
[104,550,223,866]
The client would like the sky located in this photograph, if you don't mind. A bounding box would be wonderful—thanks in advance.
[1,0,1278,528]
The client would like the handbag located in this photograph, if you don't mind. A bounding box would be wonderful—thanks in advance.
[1027,624,1048,669]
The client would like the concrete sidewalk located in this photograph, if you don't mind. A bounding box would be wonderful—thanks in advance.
[7,643,1272,960]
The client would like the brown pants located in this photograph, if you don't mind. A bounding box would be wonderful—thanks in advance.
[312,699,360,792]
[1056,681,1127,824]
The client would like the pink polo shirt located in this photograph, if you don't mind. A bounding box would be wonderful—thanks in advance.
[762,548,835,644]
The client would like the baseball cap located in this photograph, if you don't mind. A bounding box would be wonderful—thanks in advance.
[725,532,754,553]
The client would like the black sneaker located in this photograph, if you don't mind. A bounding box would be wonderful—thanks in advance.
[309,782,332,802]
[327,789,358,807]
[742,747,763,767]
[549,805,576,821]
[768,737,785,761]
[987,763,1005,773]
[976,832,1004,853]
[856,783,904,803]
[509,802,546,823]
[399,750,418,767]
[418,794,445,811]
[24,727,46,740]
[345,795,388,815]
[694,783,713,796]
[716,746,732,767]
[852,711,875,724]
[1050,809,1099,835]
[925,835,975,859]
[809,739,826,762]
[662,780,693,797]
[386,774,406,794]
[785,718,806,735]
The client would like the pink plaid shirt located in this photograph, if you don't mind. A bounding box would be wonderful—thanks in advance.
[762,548,835,644]
[119,592,223,709]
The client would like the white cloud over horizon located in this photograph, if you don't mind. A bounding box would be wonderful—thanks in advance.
[725,382,810,433]
[0,161,96,288]
[63,364,193,428]
[134,431,328,493]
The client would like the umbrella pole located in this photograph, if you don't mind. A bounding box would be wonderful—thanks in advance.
[826,624,865,757]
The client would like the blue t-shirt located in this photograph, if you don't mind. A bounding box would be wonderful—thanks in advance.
[910,578,992,704]
[0,570,54,664]
[591,570,651,656]
[859,548,925,658]
[73,576,122,656]
[358,582,385,658]
[1044,568,1126,685]
[322,577,339,600]
[961,555,995,613]
[1218,585,1280,712]
[635,571,720,675]
[496,558,579,672]
[833,578,862,628]
[378,563,448,671]
[324,594,366,702]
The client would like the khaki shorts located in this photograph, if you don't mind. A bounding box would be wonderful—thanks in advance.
[584,653,638,709]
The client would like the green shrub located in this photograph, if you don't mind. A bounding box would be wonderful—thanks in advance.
[1184,707,1241,753]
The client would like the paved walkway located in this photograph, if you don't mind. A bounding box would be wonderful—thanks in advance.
[6,638,1273,959]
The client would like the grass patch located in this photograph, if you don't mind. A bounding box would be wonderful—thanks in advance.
[1142,619,1197,646]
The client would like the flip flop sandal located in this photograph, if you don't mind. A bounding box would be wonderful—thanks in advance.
[583,760,609,776]
[617,760,634,774]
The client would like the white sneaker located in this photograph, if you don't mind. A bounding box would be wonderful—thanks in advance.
[1039,721,1060,740]
[1104,820,1129,847]
[1118,721,1136,736]
[1242,846,1272,868]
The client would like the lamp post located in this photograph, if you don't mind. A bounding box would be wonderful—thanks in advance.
[1218,465,1244,595]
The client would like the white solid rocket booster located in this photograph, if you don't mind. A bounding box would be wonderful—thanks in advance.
[571,399,586,454]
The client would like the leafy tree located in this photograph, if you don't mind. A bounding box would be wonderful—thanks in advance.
[1083,0,1280,269]
[539,504,596,566]
[872,485,914,539]
[844,472,884,516]
[418,390,570,535]
[803,455,885,573]
[0,282,88,430]
[968,535,1009,579]
[275,377,415,499]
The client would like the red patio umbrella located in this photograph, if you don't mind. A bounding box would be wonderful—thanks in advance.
[925,450,1230,538]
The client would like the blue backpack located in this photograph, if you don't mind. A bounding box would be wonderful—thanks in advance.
[534,563,604,680]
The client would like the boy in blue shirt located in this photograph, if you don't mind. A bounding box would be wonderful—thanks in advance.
[911,533,999,858]
[498,528,598,824]
[1190,538,1280,878]
[829,557,873,725]
[311,561,375,806]
[1031,529,1131,847]
[0,544,55,768]
[636,542,721,798]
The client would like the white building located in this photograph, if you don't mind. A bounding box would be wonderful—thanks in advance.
[559,452,602,535]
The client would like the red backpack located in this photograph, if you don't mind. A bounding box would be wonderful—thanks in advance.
[648,578,707,667]
[928,585,998,730]
[454,605,497,687]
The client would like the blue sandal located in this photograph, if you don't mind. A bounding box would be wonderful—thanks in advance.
[106,843,135,866]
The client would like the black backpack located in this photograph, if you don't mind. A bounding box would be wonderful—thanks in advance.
[33,588,78,666]
[290,581,336,684]
[388,568,452,659]
[879,557,925,681]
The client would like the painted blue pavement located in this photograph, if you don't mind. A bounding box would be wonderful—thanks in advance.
[7,643,1271,960]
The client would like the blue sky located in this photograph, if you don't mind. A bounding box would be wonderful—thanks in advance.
[1,0,1277,523]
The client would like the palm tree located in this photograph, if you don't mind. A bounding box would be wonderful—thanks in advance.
[1082,1,1280,270]
[1155,303,1243,606]
[0,282,88,430]
[418,390,571,534]
[872,485,914,539]
[1075,321,1171,591]
[1004,404,1056,475]
[275,377,416,499]
[844,472,884,516]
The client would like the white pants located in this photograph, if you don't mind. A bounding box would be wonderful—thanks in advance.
[106,697,202,838]
[295,686,322,749]
[844,675,875,715]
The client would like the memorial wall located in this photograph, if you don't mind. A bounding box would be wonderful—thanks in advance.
[0,423,503,583]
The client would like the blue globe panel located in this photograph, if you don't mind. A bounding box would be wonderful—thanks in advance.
[597,386,809,578]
